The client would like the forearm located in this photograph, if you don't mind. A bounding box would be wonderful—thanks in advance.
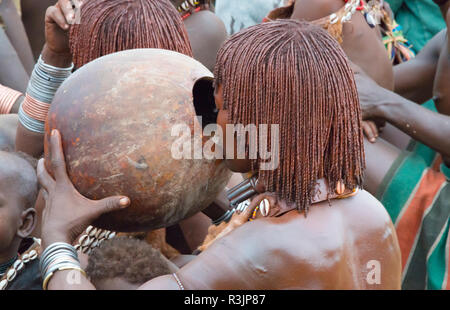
[393,30,446,103]
[15,46,72,157]
[42,44,72,68]
[393,61,436,104]
[15,122,45,157]
[377,93,450,157]
[47,270,96,290]
[432,34,450,116]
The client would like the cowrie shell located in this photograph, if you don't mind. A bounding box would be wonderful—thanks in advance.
[85,226,93,235]
[336,181,346,195]
[342,12,352,22]
[89,228,98,237]
[80,235,91,247]
[91,240,99,249]
[330,13,339,24]
[98,230,107,239]
[75,244,81,251]
[13,260,24,271]
[22,253,30,263]
[95,229,103,239]
[181,2,189,10]
[0,279,8,290]
[366,13,376,27]
[6,269,16,281]
[259,199,270,217]
[108,232,116,239]
[29,250,37,260]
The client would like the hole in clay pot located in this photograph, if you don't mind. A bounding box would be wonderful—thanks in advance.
[192,77,218,129]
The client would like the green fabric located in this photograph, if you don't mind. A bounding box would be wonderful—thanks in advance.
[402,184,449,290]
[426,220,449,290]
[377,149,450,290]
[376,151,428,223]
[386,0,446,52]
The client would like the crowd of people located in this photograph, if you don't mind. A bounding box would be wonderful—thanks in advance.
[0,0,448,291]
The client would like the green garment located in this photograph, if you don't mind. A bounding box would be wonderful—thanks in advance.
[376,137,450,290]
[386,0,446,52]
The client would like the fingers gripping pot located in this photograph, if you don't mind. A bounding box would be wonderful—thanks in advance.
[44,48,231,232]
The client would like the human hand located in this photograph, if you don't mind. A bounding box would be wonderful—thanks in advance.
[44,0,82,56]
[352,63,392,121]
[37,129,130,248]
[362,120,379,143]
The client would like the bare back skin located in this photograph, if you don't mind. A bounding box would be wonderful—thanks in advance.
[291,0,394,91]
[143,190,401,289]
[290,0,414,149]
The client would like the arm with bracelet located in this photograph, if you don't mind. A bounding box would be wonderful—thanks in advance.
[15,1,74,158]
[0,84,23,115]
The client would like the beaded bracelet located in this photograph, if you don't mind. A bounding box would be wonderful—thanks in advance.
[0,84,23,114]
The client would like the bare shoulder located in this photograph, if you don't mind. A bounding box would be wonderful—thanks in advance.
[293,0,344,20]
[178,190,400,289]
[339,189,394,226]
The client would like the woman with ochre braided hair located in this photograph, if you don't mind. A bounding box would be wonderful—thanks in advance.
[37,20,401,290]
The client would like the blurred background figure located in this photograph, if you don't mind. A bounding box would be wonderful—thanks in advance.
[215,0,284,34]
[386,0,446,53]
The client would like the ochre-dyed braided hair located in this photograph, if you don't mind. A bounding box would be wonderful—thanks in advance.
[214,20,365,212]
[70,0,193,69]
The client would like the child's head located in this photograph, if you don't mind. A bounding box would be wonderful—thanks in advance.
[0,150,38,258]
[86,236,174,290]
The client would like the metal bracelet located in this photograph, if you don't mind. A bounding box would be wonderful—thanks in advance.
[40,249,78,275]
[40,242,83,290]
[25,55,73,104]
[212,208,235,226]
[18,104,45,133]
[40,242,78,274]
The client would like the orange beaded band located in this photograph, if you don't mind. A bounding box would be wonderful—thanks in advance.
[0,85,23,114]
[22,94,51,122]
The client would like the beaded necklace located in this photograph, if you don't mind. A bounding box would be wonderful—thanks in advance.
[0,255,18,276]
[177,0,210,20]
[0,238,41,290]
[74,226,116,254]
[265,0,385,44]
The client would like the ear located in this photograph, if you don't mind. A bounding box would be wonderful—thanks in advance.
[17,208,37,239]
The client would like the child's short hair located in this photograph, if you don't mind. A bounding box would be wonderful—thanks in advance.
[86,237,172,285]
[0,148,38,209]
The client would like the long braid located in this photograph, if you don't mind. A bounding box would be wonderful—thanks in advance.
[70,0,193,69]
[214,20,365,212]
